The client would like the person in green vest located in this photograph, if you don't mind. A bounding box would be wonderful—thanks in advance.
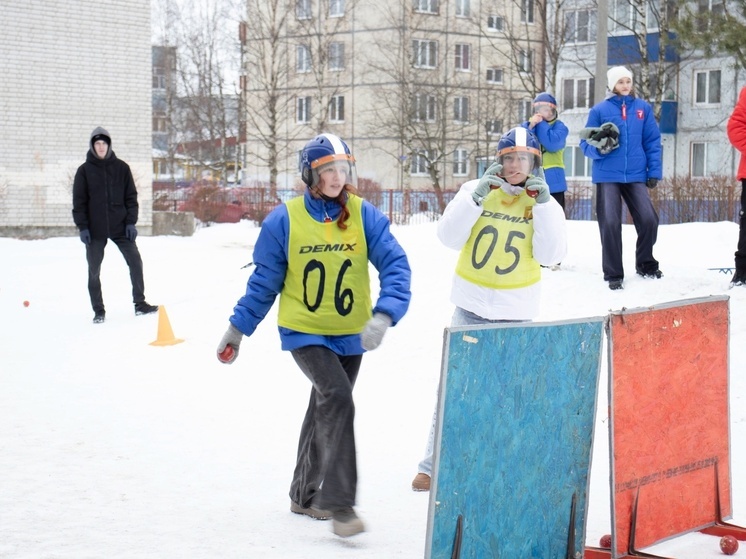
[521,92,569,210]
[411,127,567,491]
[216,134,412,537]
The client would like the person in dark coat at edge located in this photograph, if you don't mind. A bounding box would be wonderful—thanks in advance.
[72,127,158,323]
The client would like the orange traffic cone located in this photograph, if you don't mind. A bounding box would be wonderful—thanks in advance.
[149,306,184,346]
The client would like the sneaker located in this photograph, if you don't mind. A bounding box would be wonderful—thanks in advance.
[731,270,746,287]
[412,472,431,492]
[608,280,623,291]
[93,311,105,324]
[290,500,332,521]
[636,269,663,279]
[134,302,159,315]
[331,507,365,538]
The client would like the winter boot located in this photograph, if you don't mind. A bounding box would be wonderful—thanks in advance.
[731,269,746,287]
[331,507,365,537]
[412,473,431,492]
[290,500,332,520]
[134,302,159,315]
[93,311,106,324]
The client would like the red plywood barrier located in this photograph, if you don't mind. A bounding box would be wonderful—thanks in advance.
[607,296,730,558]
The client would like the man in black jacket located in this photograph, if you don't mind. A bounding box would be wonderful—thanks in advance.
[72,127,158,323]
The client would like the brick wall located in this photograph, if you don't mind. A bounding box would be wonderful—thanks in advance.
[0,0,152,238]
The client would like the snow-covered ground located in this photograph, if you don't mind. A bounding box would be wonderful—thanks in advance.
[1,218,744,558]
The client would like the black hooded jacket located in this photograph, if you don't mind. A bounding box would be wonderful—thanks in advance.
[72,127,139,240]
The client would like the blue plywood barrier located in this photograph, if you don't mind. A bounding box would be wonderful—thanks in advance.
[425,318,605,559]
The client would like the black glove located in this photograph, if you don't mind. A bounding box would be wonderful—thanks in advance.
[125,224,138,241]
[646,178,658,189]
[79,229,91,245]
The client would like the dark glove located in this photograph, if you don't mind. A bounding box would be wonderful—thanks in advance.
[580,122,620,154]
[79,229,91,245]
[125,224,138,241]
[472,162,507,206]
[525,176,551,204]
[216,324,243,364]
[361,313,392,351]
[646,178,658,189]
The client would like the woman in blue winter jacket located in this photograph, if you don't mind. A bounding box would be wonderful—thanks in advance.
[580,66,663,290]
[215,134,411,538]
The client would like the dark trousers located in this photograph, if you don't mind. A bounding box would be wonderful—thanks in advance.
[288,346,362,511]
[596,182,659,281]
[737,180,746,272]
[551,191,565,211]
[86,236,146,312]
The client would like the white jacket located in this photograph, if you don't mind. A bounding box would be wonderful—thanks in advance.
[437,180,567,321]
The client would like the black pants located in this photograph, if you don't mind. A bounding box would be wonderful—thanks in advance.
[596,182,660,281]
[736,180,746,272]
[288,346,362,511]
[86,236,146,313]
[551,191,565,211]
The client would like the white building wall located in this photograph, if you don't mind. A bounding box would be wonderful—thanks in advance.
[0,0,151,237]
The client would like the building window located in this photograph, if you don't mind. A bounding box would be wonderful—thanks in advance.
[486,67,503,84]
[413,39,438,69]
[697,0,724,30]
[691,142,718,177]
[411,149,435,175]
[297,96,312,123]
[296,0,312,19]
[454,96,469,123]
[413,0,439,14]
[153,113,167,133]
[564,10,596,42]
[453,148,469,176]
[564,145,593,178]
[487,15,504,31]
[455,44,471,71]
[411,93,436,122]
[562,78,595,109]
[329,95,345,122]
[329,42,345,71]
[518,99,532,121]
[455,0,470,17]
[518,49,533,73]
[694,70,721,105]
[609,0,634,33]
[329,0,344,17]
[521,0,534,23]
[486,119,502,136]
[153,67,167,89]
[297,45,311,73]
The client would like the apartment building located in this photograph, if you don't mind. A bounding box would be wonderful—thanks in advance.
[239,0,547,191]
[0,1,152,237]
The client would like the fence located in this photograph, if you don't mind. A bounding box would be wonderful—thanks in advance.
[152,176,742,226]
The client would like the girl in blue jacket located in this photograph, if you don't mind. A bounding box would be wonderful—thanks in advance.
[580,66,663,290]
[216,134,411,538]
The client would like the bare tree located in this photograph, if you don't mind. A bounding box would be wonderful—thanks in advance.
[153,0,242,185]
[603,0,683,117]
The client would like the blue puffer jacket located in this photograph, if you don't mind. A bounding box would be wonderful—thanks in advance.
[580,92,662,184]
[229,189,412,355]
[520,118,569,194]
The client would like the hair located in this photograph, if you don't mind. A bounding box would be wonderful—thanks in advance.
[310,184,359,229]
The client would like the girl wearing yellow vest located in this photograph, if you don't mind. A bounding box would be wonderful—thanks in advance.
[411,127,567,492]
[216,134,411,538]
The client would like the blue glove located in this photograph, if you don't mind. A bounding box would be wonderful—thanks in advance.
[472,162,506,206]
[79,229,91,245]
[361,313,392,351]
[525,176,551,204]
[646,178,658,189]
[216,324,243,364]
[125,224,138,241]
